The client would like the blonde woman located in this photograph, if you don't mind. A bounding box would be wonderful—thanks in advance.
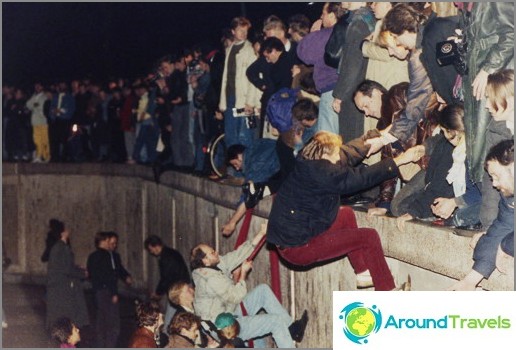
[267,131,420,290]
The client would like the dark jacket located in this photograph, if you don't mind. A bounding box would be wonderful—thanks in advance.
[128,327,157,348]
[376,82,437,208]
[387,13,437,143]
[459,2,514,182]
[46,241,89,328]
[155,246,190,296]
[267,137,399,247]
[330,6,376,141]
[474,195,514,278]
[87,248,131,296]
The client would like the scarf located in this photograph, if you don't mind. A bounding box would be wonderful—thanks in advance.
[446,136,466,197]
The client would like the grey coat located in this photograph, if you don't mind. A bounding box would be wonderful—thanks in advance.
[192,241,253,322]
[46,240,89,329]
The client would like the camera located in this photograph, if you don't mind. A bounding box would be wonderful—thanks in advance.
[436,39,468,76]
[232,108,248,117]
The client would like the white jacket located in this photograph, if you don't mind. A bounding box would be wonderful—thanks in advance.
[219,40,261,111]
[26,92,48,126]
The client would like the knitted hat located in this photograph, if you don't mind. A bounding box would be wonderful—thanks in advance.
[214,313,236,330]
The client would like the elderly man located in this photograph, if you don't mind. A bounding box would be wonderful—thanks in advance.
[190,225,308,348]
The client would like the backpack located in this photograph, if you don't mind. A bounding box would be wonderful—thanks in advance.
[266,88,299,133]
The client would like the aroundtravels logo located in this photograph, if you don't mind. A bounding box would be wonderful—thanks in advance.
[339,302,382,344]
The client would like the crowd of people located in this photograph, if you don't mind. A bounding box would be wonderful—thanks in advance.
[5,1,514,348]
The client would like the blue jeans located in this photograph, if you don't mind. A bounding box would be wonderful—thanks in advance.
[133,121,159,163]
[233,284,294,348]
[224,95,255,148]
[163,301,177,335]
[317,91,339,134]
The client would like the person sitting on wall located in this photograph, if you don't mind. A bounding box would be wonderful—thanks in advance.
[448,139,514,291]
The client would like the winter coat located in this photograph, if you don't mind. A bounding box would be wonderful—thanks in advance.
[192,241,254,322]
[46,240,89,329]
[219,40,261,111]
[459,2,514,182]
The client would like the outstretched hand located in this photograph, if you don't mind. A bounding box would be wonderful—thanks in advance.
[221,222,236,237]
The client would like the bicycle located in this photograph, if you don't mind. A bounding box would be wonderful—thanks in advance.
[206,133,227,178]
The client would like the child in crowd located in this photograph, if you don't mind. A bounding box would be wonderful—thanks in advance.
[214,313,247,348]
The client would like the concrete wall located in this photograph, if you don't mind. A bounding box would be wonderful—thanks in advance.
[2,163,513,348]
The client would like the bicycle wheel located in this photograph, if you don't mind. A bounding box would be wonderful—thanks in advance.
[207,133,227,178]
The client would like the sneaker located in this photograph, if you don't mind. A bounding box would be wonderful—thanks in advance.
[356,273,374,289]
[289,310,309,343]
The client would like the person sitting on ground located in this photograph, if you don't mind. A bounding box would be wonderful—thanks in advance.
[191,224,308,348]
[448,139,514,291]
[214,312,247,348]
[166,311,201,348]
[167,281,219,348]
[266,130,422,290]
[50,317,81,348]
[394,104,482,231]
[128,301,163,348]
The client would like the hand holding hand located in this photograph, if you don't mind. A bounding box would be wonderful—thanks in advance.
[365,137,384,157]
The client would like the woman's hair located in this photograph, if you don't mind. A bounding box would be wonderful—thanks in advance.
[377,29,398,49]
[381,3,427,35]
[168,311,200,335]
[50,317,74,345]
[438,103,465,132]
[300,131,343,160]
[168,281,189,306]
[486,69,514,114]
[135,301,161,328]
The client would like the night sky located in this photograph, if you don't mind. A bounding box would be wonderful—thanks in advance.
[2,2,324,88]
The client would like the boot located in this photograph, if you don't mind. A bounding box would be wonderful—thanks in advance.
[289,310,308,343]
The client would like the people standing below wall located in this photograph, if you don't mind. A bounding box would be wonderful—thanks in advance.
[144,235,191,336]
[41,218,65,263]
[46,222,89,331]
[50,317,82,348]
[87,231,133,348]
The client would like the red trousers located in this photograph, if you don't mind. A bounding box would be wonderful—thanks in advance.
[277,206,395,291]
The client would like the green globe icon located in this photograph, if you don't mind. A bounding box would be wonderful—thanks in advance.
[345,307,376,337]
